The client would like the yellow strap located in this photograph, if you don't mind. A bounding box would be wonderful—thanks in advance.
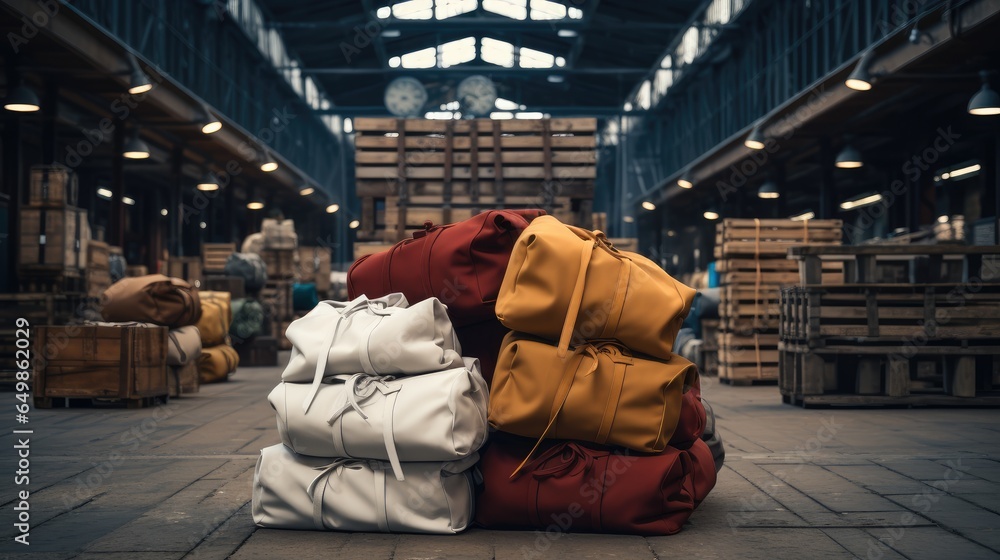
[557,242,594,358]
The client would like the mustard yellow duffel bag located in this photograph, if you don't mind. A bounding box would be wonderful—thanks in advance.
[495,216,696,360]
[199,344,239,383]
[196,291,232,347]
[488,332,698,476]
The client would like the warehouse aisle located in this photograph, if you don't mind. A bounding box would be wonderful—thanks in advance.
[2,361,1000,559]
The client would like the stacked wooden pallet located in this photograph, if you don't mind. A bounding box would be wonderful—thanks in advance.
[296,246,332,296]
[19,165,90,293]
[700,318,720,377]
[85,240,111,298]
[166,256,203,288]
[261,280,294,350]
[715,218,844,384]
[353,117,597,243]
[780,245,1000,406]
[0,293,87,387]
[202,243,236,276]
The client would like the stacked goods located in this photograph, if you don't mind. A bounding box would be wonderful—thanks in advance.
[202,276,245,299]
[714,218,844,384]
[166,325,201,396]
[201,242,236,276]
[166,256,203,288]
[261,218,298,250]
[33,324,168,409]
[780,244,1000,406]
[76,275,205,404]
[126,265,148,277]
[108,245,126,283]
[348,210,545,384]
[296,246,332,296]
[196,291,239,383]
[0,294,85,386]
[353,117,597,242]
[252,294,486,533]
[19,165,90,293]
[85,240,111,298]
[478,216,718,535]
[261,280,294,350]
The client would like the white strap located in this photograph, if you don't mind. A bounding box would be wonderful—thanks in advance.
[382,390,403,481]
[326,374,404,481]
[375,468,390,532]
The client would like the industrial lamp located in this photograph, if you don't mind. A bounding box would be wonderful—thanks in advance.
[968,71,1000,116]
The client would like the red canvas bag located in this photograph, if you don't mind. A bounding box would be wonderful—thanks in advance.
[475,435,717,535]
[347,210,544,327]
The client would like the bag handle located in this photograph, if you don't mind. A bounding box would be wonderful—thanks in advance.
[557,240,595,358]
[510,345,600,479]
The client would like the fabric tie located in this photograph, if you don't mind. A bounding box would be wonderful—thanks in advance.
[307,458,390,530]
[529,443,595,480]
[301,295,398,413]
[326,373,405,481]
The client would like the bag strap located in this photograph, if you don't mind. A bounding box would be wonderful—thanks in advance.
[167,331,187,364]
[557,241,596,358]
[325,373,405,481]
[510,346,599,479]
[594,348,632,444]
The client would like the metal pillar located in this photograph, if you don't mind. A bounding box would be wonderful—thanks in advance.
[110,125,125,248]
[819,139,836,220]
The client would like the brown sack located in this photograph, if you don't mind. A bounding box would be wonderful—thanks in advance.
[101,274,202,328]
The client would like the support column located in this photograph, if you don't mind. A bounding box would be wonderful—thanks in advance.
[41,83,58,163]
[819,138,836,219]
[110,125,125,248]
[171,145,183,256]
[1,116,22,292]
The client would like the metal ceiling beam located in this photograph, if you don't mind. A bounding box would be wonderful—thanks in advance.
[271,17,684,31]
[359,0,388,68]
[313,105,636,116]
[291,66,647,75]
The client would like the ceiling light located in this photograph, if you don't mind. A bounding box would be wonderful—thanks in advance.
[123,130,151,159]
[835,141,863,169]
[677,176,693,189]
[348,219,360,229]
[97,188,113,199]
[703,210,720,220]
[623,216,635,223]
[547,75,565,83]
[840,193,883,210]
[641,201,656,211]
[744,125,766,150]
[666,230,677,237]
[260,152,278,172]
[937,215,950,223]
[160,208,169,216]
[197,172,219,191]
[201,106,222,134]
[200,221,207,229]
[382,29,401,38]
[326,203,340,214]
[968,71,1000,116]
[123,196,136,206]
[790,210,815,221]
[246,201,265,210]
[845,50,875,91]
[557,29,578,38]
[948,163,981,179]
[757,180,780,199]
[127,53,153,95]
[3,83,40,112]
[300,186,315,196]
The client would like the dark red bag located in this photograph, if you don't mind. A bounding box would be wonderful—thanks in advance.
[454,318,509,385]
[672,379,708,449]
[347,210,544,327]
[475,434,717,535]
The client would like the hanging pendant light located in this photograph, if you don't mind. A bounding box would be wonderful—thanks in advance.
[123,129,151,159]
[968,70,1000,116]
[4,83,40,112]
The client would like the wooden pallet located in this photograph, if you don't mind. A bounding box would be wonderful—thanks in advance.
[296,246,332,294]
[718,329,780,383]
[261,249,295,280]
[0,293,86,375]
[714,218,843,259]
[356,179,596,199]
[261,280,294,323]
[202,243,236,275]
[166,256,204,288]
[353,242,394,262]
[788,244,1000,285]
[779,284,1000,346]
[779,341,1000,407]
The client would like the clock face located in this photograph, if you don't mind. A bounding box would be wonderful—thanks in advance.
[384,77,428,117]
[457,75,498,116]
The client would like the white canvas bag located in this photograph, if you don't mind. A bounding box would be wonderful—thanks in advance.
[270,358,488,480]
[252,443,477,534]
[281,293,463,412]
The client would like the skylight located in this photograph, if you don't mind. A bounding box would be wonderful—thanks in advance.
[400,46,436,68]
[481,38,515,67]
[494,97,520,110]
[379,0,585,21]
[529,0,565,20]
[482,0,527,20]
[391,0,433,19]
[519,47,554,68]
[436,0,477,19]
[439,37,476,67]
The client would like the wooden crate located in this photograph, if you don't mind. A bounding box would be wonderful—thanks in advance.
[779,285,1000,347]
[203,276,246,299]
[261,280,294,323]
[168,361,200,397]
[167,256,204,287]
[29,164,78,207]
[236,335,279,367]
[85,267,112,298]
[202,243,236,275]
[126,265,148,277]
[0,294,87,375]
[19,206,88,274]
[261,249,295,279]
[718,330,780,384]
[33,324,169,408]
[296,246,332,294]
[714,218,843,258]
[788,245,1000,285]
[87,240,110,270]
[353,242,394,262]
[779,341,1000,407]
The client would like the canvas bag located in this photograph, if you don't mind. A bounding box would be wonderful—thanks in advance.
[496,215,697,360]
[230,298,265,341]
[475,435,717,536]
[488,333,699,476]
[347,210,545,327]
[167,325,202,366]
[281,294,463,413]
[252,443,477,534]
[199,344,239,383]
[101,274,202,328]
[225,252,267,294]
[269,358,487,481]
[196,299,231,347]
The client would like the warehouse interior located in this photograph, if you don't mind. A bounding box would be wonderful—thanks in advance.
[2,0,1000,558]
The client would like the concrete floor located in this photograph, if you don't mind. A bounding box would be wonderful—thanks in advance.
[2,355,1000,560]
